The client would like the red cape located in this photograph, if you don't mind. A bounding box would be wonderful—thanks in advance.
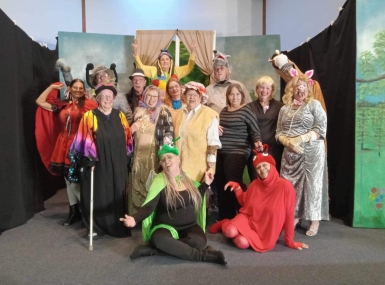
[35,88,67,174]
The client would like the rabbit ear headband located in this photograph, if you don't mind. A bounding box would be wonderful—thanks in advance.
[290,69,314,85]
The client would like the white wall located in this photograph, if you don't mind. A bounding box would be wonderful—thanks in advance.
[0,0,263,47]
[85,0,263,37]
[266,0,347,51]
[1,0,348,51]
[0,0,82,47]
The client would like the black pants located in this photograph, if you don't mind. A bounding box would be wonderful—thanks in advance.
[247,145,283,179]
[150,225,207,261]
[215,152,248,220]
[247,149,258,182]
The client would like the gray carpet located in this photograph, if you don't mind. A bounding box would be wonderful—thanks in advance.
[1,188,384,285]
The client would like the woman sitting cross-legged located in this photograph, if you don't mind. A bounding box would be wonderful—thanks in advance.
[209,145,308,252]
[120,141,226,265]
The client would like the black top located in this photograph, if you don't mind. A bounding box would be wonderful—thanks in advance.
[133,183,208,231]
[218,104,261,156]
[247,98,284,169]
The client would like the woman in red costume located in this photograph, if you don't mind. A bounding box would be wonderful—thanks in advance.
[209,145,308,252]
[35,79,97,226]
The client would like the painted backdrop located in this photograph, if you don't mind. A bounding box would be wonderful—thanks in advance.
[354,0,385,228]
[216,35,281,100]
[58,31,135,94]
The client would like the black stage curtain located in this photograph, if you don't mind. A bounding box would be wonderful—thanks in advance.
[0,9,63,233]
[282,0,356,225]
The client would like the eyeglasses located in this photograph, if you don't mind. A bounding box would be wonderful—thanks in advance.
[147,95,158,99]
[97,73,109,80]
[186,93,200,98]
[100,94,114,100]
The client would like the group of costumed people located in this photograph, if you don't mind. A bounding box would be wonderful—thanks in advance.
[35,43,329,265]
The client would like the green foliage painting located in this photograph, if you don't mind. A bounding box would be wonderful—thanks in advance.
[168,41,210,85]
[354,0,385,228]
[357,30,385,102]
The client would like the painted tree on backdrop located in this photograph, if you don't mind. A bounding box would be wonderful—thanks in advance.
[357,30,385,102]
[356,30,385,154]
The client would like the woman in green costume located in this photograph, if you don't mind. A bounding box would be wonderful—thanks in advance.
[120,141,226,265]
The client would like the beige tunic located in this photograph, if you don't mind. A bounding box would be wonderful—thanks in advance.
[128,109,157,215]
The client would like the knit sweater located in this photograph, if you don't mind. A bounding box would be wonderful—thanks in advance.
[218,104,261,156]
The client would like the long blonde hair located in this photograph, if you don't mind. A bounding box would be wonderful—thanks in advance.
[162,168,202,212]
[282,74,314,105]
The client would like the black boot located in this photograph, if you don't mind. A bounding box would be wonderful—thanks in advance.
[201,245,227,265]
[130,245,159,260]
[75,204,82,221]
[63,204,81,226]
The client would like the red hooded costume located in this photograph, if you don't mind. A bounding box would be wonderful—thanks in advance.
[210,147,303,252]
[230,166,296,252]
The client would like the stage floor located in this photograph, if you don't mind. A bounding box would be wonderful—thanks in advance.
[0,188,384,285]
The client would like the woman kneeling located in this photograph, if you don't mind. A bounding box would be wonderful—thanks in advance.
[210,145,308,252]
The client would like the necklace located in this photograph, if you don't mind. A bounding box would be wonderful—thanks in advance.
[287,103,305,134]
[65,102,79,135]
[287,104,303,118]
[175,175,182,188]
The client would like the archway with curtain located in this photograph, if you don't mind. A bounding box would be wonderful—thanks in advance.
[135,30,215,84]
